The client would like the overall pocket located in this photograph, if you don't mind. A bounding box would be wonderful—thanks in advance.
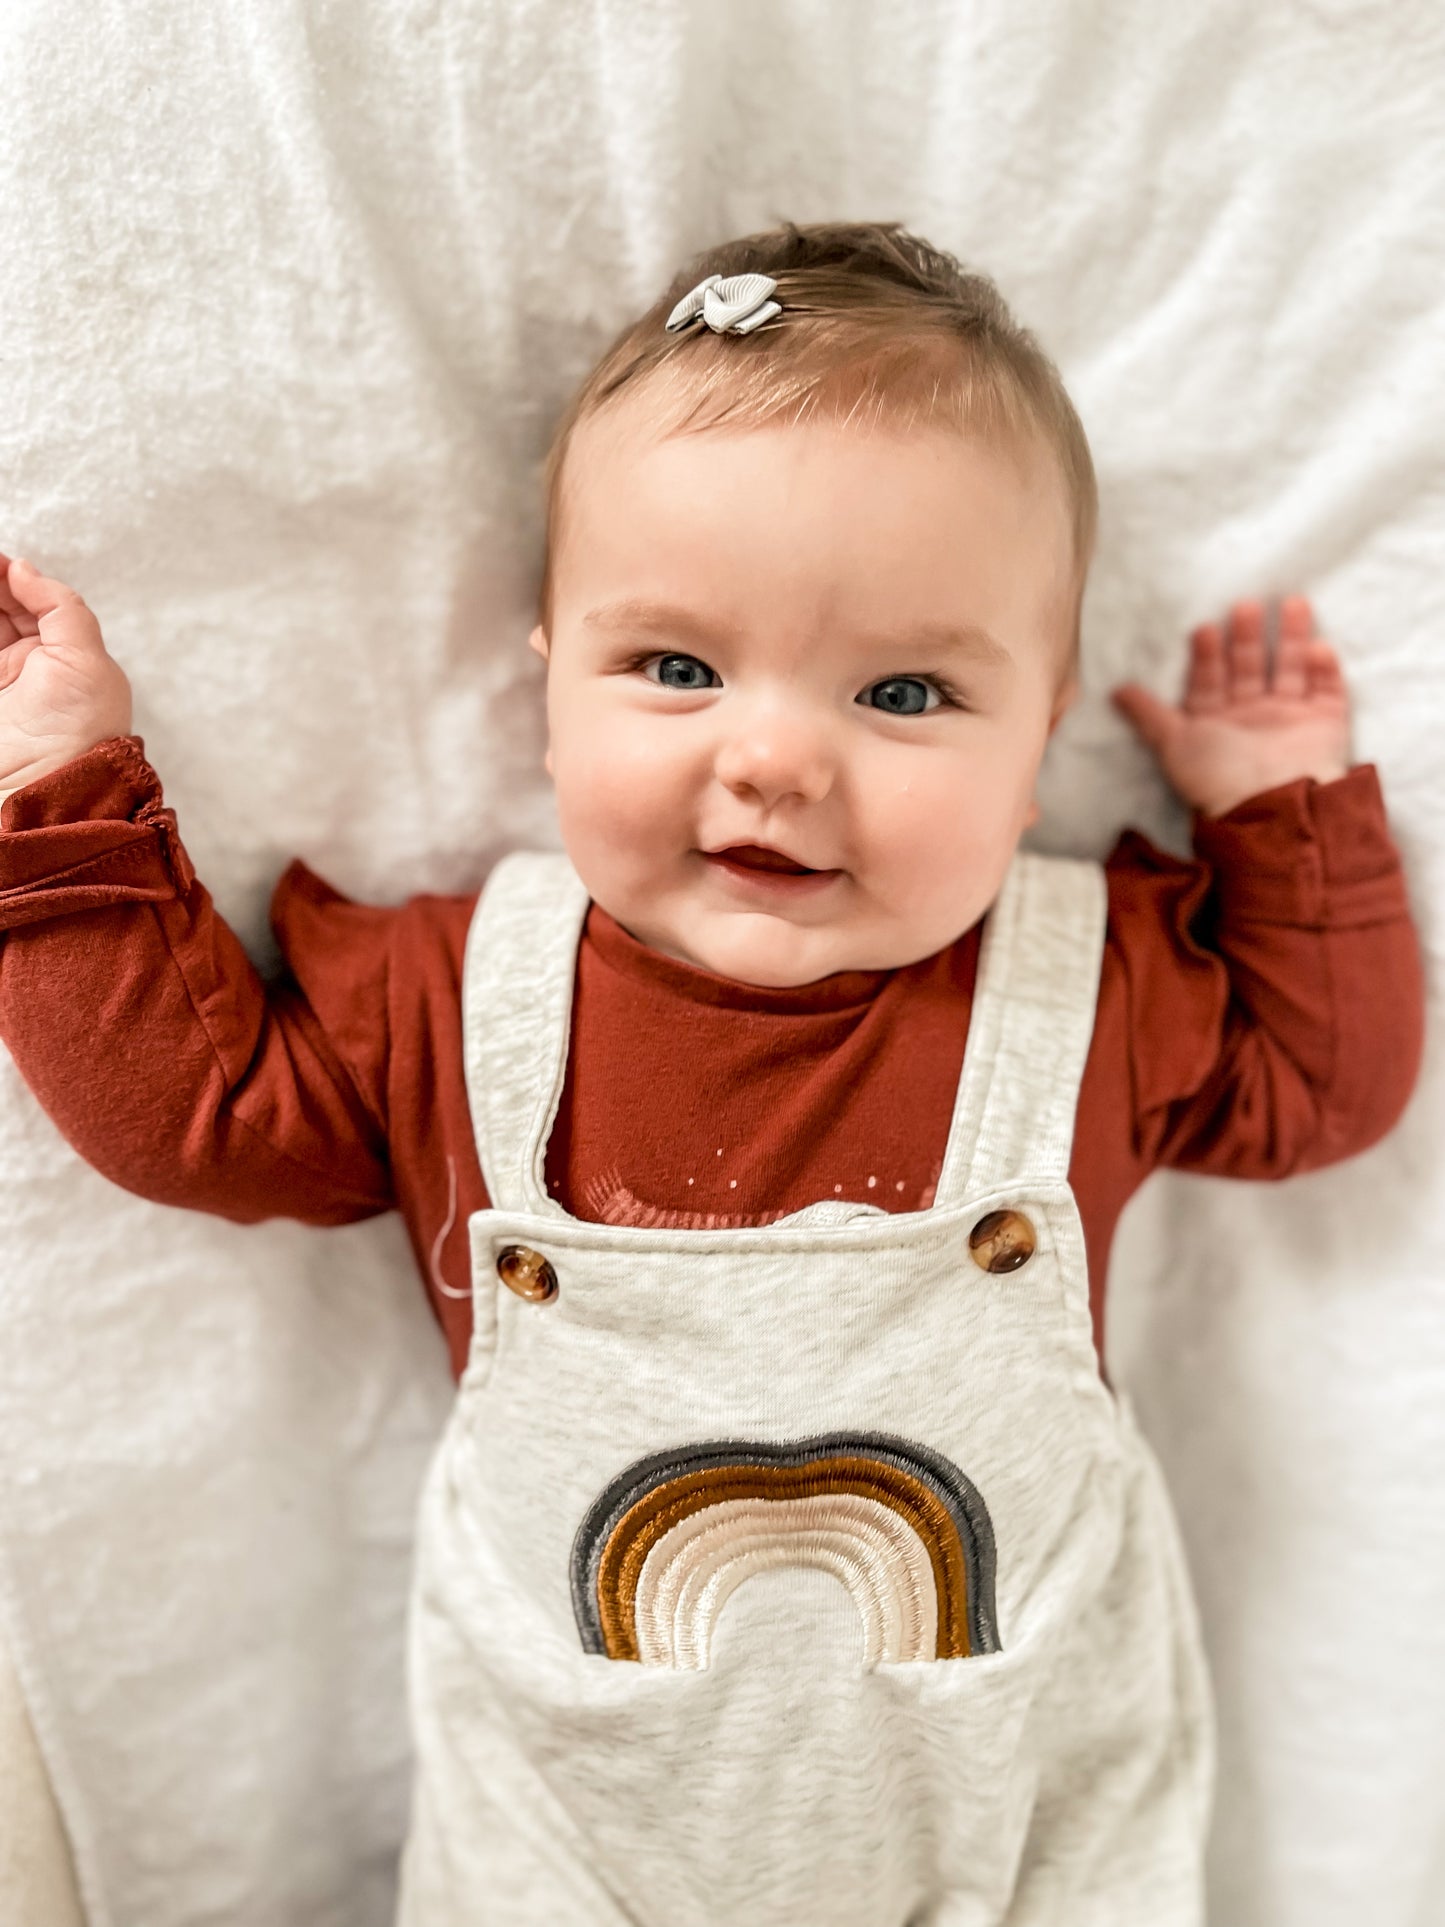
[870,1637,1045,1915]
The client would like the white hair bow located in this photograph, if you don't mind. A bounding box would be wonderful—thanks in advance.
[664,272,781,337]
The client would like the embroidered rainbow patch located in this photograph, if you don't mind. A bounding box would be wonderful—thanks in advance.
[570,1433,1000,1668]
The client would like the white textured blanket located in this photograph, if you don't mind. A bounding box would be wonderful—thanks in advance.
[1,3,1441,1923]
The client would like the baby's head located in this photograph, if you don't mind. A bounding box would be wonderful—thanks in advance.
[530,221,1096,987]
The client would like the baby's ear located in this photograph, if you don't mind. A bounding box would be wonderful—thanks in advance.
[528,624,550,662]
[1047,676,1079,734]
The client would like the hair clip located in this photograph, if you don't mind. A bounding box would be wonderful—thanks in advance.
[664,272,782,337]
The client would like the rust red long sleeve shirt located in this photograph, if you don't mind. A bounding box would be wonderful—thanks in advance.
[0,736,1424,1377]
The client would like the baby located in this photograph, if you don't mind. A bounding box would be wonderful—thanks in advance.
[0,222,1424,1925]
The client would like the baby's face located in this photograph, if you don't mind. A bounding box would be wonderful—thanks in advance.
[534,409,1077,986]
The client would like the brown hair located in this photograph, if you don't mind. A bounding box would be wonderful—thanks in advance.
[538,220,1096,675]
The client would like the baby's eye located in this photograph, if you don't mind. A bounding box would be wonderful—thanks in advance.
[644,653,720,691]
[857,676,943,716]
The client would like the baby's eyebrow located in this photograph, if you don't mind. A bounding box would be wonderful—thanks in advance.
[581,598,1012,666]
[582,599,730,645]
[866,620,1014,668]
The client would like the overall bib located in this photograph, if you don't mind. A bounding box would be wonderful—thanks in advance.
[398,850,1215,1927]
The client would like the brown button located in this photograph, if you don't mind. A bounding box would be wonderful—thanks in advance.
[968,1209,1036,1274]
[496,1244,558,1303]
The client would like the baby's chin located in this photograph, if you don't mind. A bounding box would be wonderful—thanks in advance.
[627,905,950,989]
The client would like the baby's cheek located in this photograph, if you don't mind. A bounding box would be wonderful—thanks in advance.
[865,761,1020,918]
[864,763,977,867]
[556,726,685,871]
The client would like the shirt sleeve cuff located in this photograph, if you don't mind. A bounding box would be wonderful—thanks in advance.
[0,735,160,828]
[0,736,195,929]
[1190,763,1409,927]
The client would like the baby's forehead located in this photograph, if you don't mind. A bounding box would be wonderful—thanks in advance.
[564,397,1071,581]
[565,392,1073,526]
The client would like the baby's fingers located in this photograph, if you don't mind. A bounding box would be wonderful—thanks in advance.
[1304,634,1348,704]
[1111,682,1179,755]
[1224,600,1268,699]
[5,558,103,656]
[1184,623,1226,711]
[0,552,38,633]
[1270,595,1317,700]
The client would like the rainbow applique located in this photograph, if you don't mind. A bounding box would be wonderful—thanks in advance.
[570,1433,1000,1668]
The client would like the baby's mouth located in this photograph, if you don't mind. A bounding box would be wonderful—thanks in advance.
[703,844,842,889]
[716,843,813,874]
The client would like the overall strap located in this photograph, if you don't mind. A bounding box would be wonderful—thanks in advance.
[932,850,1108,1207]
[460,851,590,1217]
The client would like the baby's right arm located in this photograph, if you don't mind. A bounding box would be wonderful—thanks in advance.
[0,555,132,804]
[0,554,394,1225]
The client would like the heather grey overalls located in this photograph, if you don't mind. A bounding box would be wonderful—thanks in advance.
[397,849,1215,1926]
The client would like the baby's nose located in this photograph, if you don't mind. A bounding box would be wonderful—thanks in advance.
[713,709,835,807]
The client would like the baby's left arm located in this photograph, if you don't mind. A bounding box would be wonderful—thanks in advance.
[1103,595,1422,1178]
[1111,595,1350,818]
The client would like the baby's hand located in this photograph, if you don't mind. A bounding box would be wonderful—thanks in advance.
[1111,596,1351,817]
[0,555,132,804]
